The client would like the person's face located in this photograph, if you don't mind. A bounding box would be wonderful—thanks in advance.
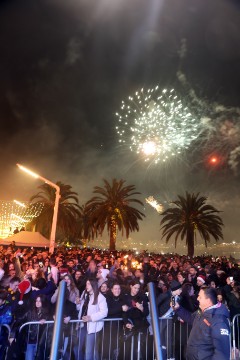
[10,281,19,292]
[57,260,63,267]
[197,279,204,287]
[8,264,15,272]
[189,268,197,276]
[217,294,223,303]
[64,276,71,286]
[135,270,141,278]
[197,289,212,312]
[177,274,184,283]
[189,286,194,297]
[210,281,216,288]
[36,297,42,308]
[75,271,81,279]
[100,284,108,293]
[68,261,74,268]
[130,284,140,296]
[86,281,93,293]
[158,280,165,288]
[112,285,121,297]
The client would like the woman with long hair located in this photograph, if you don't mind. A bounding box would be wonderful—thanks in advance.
[74,279,108,360]
[122,279,149,360]
[51,274,79,304]
[23,295,49,360]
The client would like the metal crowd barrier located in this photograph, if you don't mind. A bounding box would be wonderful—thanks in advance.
[16,317,188,360]
[0,324,11,360]
[232,314,240,360]
[3,314,236,360]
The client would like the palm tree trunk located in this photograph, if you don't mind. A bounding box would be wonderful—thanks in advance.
[109,218,117,251]
[187,228,195,257]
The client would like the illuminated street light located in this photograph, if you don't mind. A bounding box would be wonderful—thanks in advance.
[17,163,60,254]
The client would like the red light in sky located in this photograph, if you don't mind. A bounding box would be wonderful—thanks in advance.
[210,157,218,164]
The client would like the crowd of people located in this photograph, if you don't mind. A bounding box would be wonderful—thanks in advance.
[0,241,240,360]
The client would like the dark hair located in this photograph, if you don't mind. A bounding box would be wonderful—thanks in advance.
[36,278,47,289]
[0,289,8,301]
[129,279,141,287]
[50,258,56,265]
[9,276,21,284]
[200,286,217,305]
[181,282,193,296]
[110,281,121,289]
[86,279,99,305]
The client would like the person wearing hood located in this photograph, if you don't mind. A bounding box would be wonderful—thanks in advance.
[174,286,230,360]
[96,268,109,288]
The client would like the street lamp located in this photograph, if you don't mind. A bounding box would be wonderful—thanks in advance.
[16,163,61,254]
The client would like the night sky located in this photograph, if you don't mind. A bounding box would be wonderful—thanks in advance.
[0,0,240,253]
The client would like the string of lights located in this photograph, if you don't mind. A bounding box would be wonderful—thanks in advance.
[0,201,43,238]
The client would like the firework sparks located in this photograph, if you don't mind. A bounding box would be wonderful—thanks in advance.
[116,86,200,163]
[145,196,163,213]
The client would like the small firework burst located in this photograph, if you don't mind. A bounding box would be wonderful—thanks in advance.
[116,86,200,163]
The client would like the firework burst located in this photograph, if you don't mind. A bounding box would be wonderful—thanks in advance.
[116,86,200,163]
[145,196,163,213]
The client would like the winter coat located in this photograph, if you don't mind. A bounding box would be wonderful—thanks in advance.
[77,291,108,334]
[177,303,230,360]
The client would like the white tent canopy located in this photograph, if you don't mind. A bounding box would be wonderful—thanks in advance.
[0,231,50,248]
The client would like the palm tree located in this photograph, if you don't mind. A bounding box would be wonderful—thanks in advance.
[85,179,145,250]
[29,182,82,241]
[160,192,224,257]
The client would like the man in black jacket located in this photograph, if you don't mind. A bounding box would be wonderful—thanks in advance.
[175,286,230,360]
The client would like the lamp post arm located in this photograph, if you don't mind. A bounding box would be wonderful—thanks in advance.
[38,176,60,192]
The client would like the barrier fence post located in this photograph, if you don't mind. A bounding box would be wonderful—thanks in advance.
[50,280,66,360]
[148,282,163,360]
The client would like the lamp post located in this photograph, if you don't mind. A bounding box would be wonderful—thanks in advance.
[17,163,60,254]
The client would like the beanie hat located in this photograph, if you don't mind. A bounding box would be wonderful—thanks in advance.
[18,279,31,305]
[197,275,206,284]
[170,280,182,291]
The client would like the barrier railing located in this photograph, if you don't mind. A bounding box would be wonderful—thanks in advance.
[0,324,11,360]
[232,314,240,360]
[16,317,186,360]
[4,313,238,359]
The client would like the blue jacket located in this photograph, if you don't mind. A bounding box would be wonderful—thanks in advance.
[177,303,230,360]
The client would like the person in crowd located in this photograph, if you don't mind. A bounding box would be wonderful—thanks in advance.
[74,279,108,360]
[99,282,109,297]
[175,283,198,360]
[51,274,79,304]
[103,282,127,360]
[0,289,12,360]
[96,268,109,288]
[19,295,49,360]
[84,260,98,280]
[122,279,149,360]
[187,266,198,292]
[175,286,230,360]
[72,269,85,295]
[177,272,187,286]
[49,258,59,286]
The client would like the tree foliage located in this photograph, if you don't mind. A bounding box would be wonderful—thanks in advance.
[29,182,82,241]
[160,192,224,257]
[85,178,145,250]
